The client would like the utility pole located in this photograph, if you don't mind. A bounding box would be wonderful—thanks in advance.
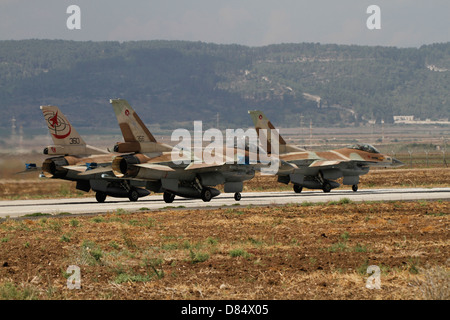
[443,136,447,167]
[11,116,16,139]
[216,112,219,130]
[19,125,23,151]
[299,114,304,136]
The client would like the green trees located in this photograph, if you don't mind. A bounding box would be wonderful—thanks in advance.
[0,40,448,129]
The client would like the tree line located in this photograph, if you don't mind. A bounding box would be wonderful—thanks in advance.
[0,40,448,130]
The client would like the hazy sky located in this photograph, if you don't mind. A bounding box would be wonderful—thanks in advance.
[0,0,449,47]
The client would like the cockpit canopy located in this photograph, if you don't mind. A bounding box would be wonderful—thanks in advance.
[347,143,380,154]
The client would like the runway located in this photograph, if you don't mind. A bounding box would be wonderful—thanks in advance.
[1,187,449,218]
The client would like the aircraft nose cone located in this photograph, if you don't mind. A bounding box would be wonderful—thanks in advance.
[392,158,404,167]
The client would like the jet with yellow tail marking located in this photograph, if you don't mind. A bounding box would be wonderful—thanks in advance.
[249,110,404,193]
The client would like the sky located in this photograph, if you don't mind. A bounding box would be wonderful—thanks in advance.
[0,0,449,47]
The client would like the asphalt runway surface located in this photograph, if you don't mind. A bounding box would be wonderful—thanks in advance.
[1,187,449,218]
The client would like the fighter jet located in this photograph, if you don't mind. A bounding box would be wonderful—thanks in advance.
[109,99,262,203]
[248,110,404,193]
[34,105,150,202]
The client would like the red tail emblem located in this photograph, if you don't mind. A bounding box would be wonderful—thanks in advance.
[45,110,71,140]
[50,112,59,127]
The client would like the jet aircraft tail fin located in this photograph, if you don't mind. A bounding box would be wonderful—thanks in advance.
[248,110,305,154]
[110,99,172,153]
[41,105,107,155]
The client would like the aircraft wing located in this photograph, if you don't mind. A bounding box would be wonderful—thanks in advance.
[307,159,374,170]
[184,160,277,174]
[76,166,113,176]
[308,160,346,167]
[287,159,364,175]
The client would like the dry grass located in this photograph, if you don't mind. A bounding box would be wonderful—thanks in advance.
[413,266,450,300]
[0,200,448,300]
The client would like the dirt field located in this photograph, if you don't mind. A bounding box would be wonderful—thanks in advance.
[0,200,448,300]
[0,164,449,300]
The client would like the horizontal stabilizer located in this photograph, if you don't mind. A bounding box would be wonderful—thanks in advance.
[16,163,42,174]
[77,166,112,176]
[134,163,176,172]
[185,162,225,171]
[62,165,90,172]
[85,145,109,155]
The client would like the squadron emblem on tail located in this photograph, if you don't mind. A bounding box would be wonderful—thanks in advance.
[44,109,72,140]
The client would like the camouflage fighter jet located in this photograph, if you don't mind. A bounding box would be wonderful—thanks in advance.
[248,110,404,193]
[109,99,263,203]
[34,105,150,202]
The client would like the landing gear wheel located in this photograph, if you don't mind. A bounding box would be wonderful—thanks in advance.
[201,188,212,202]
[293,185,303,193]
[234,192,241,201]
[322,182,332,193]
[352,184,358,192]
[163,191,175,203]
[95,192,107,203]
[128,189,139,202]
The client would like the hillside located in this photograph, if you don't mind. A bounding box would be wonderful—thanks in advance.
[0,40,449,132]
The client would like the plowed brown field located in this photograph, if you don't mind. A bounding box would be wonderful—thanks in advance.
[0,200,448,300]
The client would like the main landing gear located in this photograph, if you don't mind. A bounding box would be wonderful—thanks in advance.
[96,192,107,203]
[322,181,332,193]
[201,188,212,202]
[128,189,139,202]
[163,191,175,203]
[317,171,332,193]
[162,187,240,203]
[352,184,358,192]
[94,188,141,203]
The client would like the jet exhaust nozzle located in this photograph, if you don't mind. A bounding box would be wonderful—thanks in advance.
[42,157,69,179]
[112,154,141,178]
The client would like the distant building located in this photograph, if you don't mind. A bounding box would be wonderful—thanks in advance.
[426,65,449,72]
[394,115,450,125]
[394,116,414,123]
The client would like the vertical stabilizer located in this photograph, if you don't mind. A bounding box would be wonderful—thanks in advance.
[248,110,305,154]
[110,99,157,143]
[41,105,85,146]
[40,105,107,155]
[110,99,172,153]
